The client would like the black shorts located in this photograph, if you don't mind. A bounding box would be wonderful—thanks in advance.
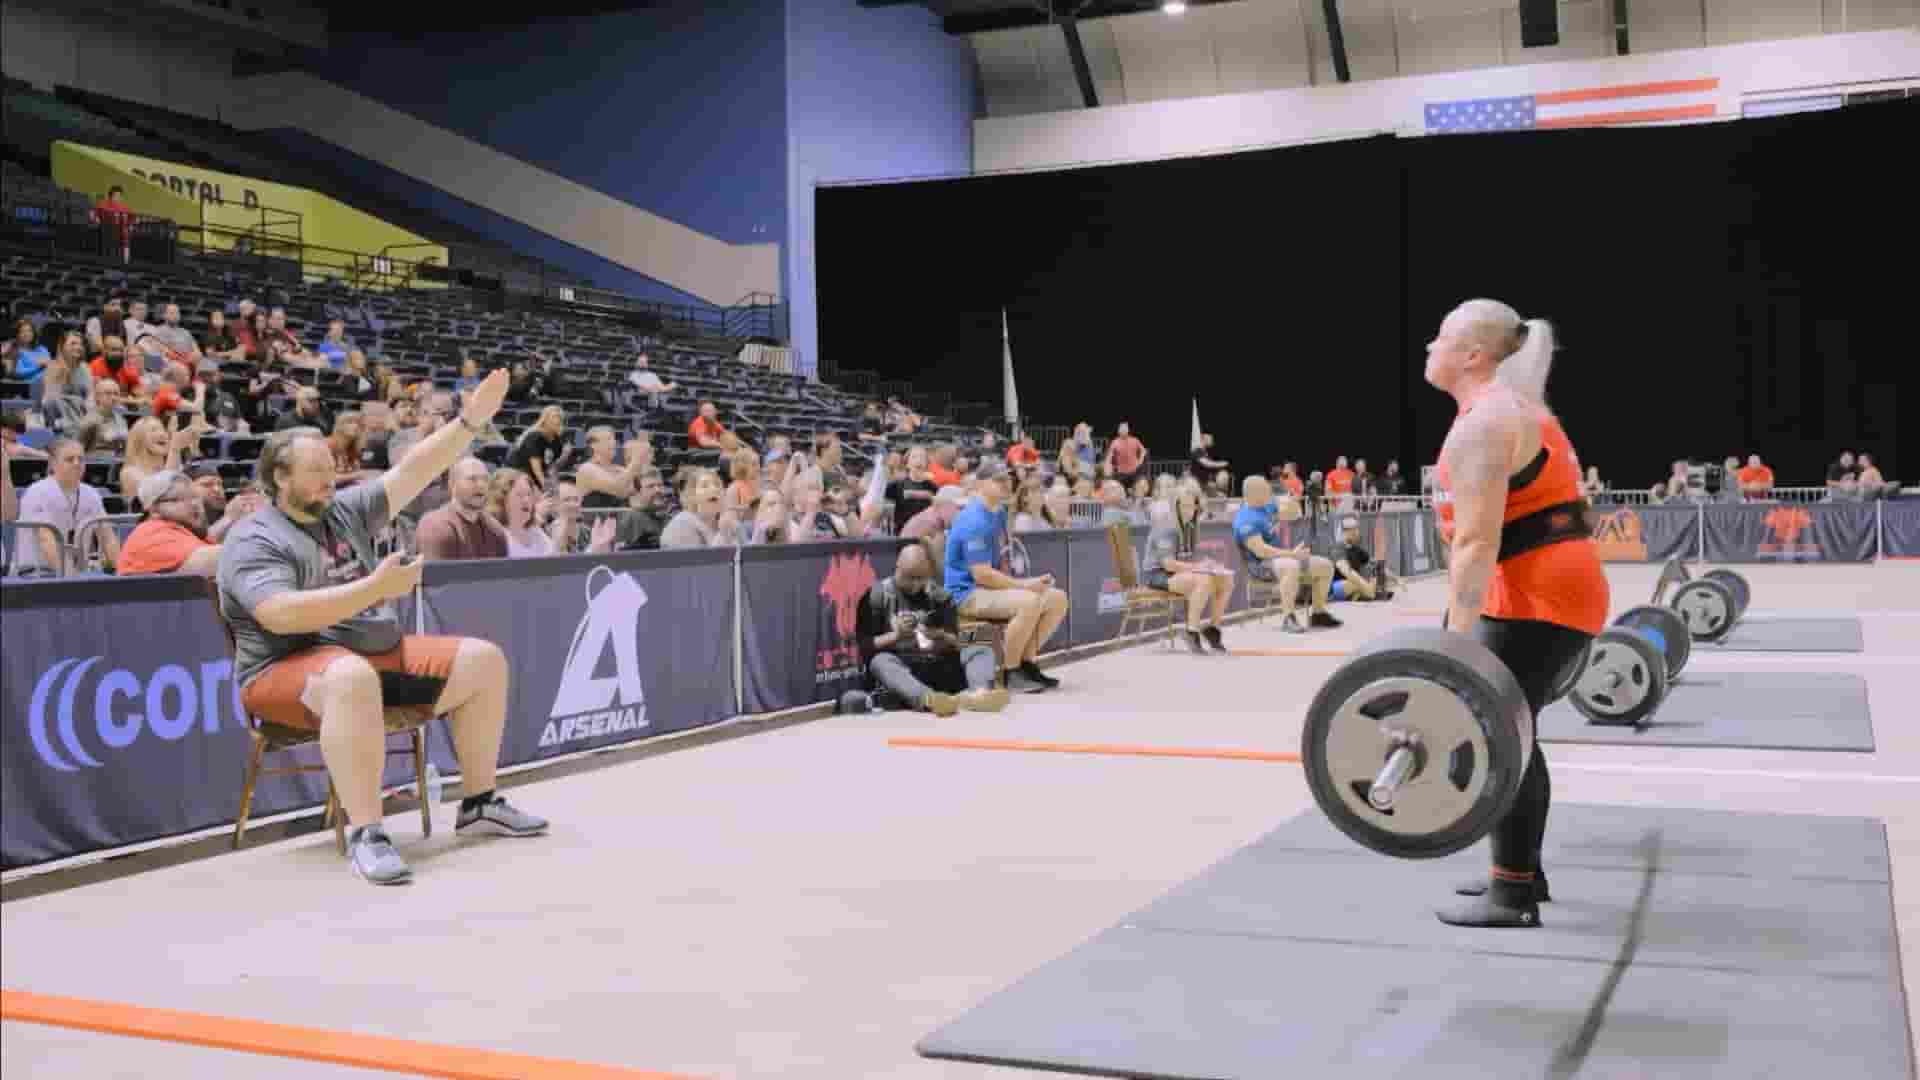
[1472,616,1595,716]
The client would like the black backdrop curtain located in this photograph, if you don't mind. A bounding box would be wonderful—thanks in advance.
[816,98,1913,487]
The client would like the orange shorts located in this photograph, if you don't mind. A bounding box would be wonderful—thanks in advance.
[240,635,464,731]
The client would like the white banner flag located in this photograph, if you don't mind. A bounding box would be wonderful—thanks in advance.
[1002,309,1019,430]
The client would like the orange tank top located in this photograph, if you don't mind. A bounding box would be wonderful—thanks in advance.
[1434,400,1609,634]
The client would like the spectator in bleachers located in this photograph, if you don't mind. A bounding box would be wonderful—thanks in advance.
[483,467,543,556]
[661,467,738,549]
[416,458,508,560]
[1352,458,1377,507]
[1379,460,1406,498]
[1326,455,1355,507]
[149,363,198,421]
[726,447,763,515]
[14,437,119,575]
[356,402,394,471]
[885,446,939,535]
[189,461,264,543]
[786,469,839,540]
[264,308,318,368]
[1826,451,1858,499]
[1189,432,1228,481]
[1858,454,1888,499]
[575,426,648,510]
[688,400,728,455]
[507,406,571,492]
[202,308,245,363]
[386,390,444,469]
[1071,477,1093,498]
[615,467,668,551]
[1043,481,1072,528]
[5,318,50,383]
[1007,432,1041,472]
[117,469,222,577]
[814,433,848,492]
[84,297,125,354]
[625,352,676,409]
[1010,480,1050,533]
[89,335,146,403]
[1276,462,1304,498]
[928,445,963,489]
[751,488,793,544]
[1657,460,1691,502]
[230,299,258,354]
[1579,465,1606,501]
[75,379,129,454]
[854,543,1010,717]
[92,186,132,261]
[1129,474,1152,503]
[902,484,968,544]
[1737,454,1775,499]
[2,410,47,460]
[859,402,889,446]
[123,300,155,354]
[454,355,482,395]
[1097,479,1133,526]
[240,311,274,367]
[120,415,196,502]
[317,320,351,370]
[151,304,200,363]
[330,412,370,481]
[1104,422,1147,491]
[765,448,792,494]
[276,386,333,435]
[341,350,377,402]
[946,462,1067,694]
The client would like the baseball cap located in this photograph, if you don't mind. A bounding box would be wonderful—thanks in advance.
[137,468,188,510]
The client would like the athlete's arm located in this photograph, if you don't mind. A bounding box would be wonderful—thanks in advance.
[1441,405,1517,638]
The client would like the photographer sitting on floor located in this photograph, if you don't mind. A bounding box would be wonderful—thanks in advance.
[849,544,1010,717]
[1331,515,1396,602]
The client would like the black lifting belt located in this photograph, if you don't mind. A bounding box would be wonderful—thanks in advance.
[1498,499,1593,562]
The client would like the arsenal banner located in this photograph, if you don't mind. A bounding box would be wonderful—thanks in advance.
[1701,503,1877,563]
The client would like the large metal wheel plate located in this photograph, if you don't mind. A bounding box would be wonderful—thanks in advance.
[1702,569,1751,621]
[1570,628,1667,727]
[1302,627,1532,860]
[1670,578,1736,642]
[1615,604,1691,678]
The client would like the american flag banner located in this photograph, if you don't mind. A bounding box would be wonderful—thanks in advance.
[1426,78,1721,134]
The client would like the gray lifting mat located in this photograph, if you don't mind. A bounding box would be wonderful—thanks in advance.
[1704,616,1864,652]
[917,804,1913,1080]
[1538,671,1874,751]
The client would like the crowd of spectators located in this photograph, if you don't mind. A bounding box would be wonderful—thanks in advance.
[1569,450,1897,505]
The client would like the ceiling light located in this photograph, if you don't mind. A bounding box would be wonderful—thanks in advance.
[1163,1,1187,12]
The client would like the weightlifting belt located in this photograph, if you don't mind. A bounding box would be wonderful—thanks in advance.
[1497,499,1593,562]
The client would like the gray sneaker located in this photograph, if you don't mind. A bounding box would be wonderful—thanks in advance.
[456,795,549,838]
[1280,613,1305,634]
[348,826,412,886]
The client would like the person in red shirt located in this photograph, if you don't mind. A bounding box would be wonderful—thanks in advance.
[88,336,146,400]
[118,469,221,576]
[1279,462,1305,498]
[927,445,963,489]
[1325,455,1355,500]
[688,400,727,451]
[92,185,133,261]
[1006,432,1040,469]
[1104,422,1147,489]
[1736,454,1775,498]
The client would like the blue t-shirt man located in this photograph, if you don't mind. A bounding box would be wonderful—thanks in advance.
[944,497,1006,604]
[1231,501,1278,561]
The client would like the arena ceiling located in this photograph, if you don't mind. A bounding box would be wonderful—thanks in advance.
[862,0,1918,117]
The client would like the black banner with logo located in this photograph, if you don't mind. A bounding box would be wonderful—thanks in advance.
[740,539,905,713]
[1883,501,1920,558]
[1701,503,1876,563]
[1582,505,1700,563]
[1,575,328,870]
[419,550,736,768]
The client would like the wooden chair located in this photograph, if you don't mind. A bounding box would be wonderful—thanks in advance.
[1105,522,1181,648]
[205,580,434,855]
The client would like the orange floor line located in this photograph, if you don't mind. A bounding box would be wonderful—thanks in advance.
[888,736,1301,764]
[0,989,695,1080]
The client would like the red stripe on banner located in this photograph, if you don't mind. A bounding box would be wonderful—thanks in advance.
[1534,78,1720,105]
[1535,104,1718,128]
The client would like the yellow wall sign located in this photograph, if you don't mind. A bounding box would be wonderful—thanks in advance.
[51,141,447,284]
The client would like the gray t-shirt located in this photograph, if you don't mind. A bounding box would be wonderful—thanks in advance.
[152,324,199,357]
[14,478,107,573]
[1143,519,1198,575]
[659,510,718,549]
[219,481,402,686]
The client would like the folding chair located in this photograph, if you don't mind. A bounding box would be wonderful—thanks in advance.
[1105,521,1180,648]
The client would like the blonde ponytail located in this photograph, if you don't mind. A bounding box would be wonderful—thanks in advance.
[1495,317,1555,405]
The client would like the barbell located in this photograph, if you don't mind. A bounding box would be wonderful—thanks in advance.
[1303,600,1697,858]
[1655,559,1752,642]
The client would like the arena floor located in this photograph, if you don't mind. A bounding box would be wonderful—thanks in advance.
[3,561,1916,1079]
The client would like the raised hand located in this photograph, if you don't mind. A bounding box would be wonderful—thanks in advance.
[461,368,511,428]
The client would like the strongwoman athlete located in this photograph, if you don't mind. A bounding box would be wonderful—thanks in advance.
[1426,299,1609,929]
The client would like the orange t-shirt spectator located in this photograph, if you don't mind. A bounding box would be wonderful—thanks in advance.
[689,401,727,449]
[1282,473,1304,497]
[1006,439,1040,468]
[1736,456,1774,494]
[1326,457,1355,496]
[118,519,212,575]
[89,349,145,396]
[1106,423,1145,477]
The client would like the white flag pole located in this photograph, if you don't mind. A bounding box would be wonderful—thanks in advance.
[1190,397,1202,452]
[1001,309,1020,436]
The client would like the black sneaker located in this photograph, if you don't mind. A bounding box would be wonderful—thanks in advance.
[1186,629,1208,654]
[1455,871,1552,903]
[1202,626,1226,653]
[1017,661,1059,689]
[1006,669,1049,694]
[1308,611,1343,629]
